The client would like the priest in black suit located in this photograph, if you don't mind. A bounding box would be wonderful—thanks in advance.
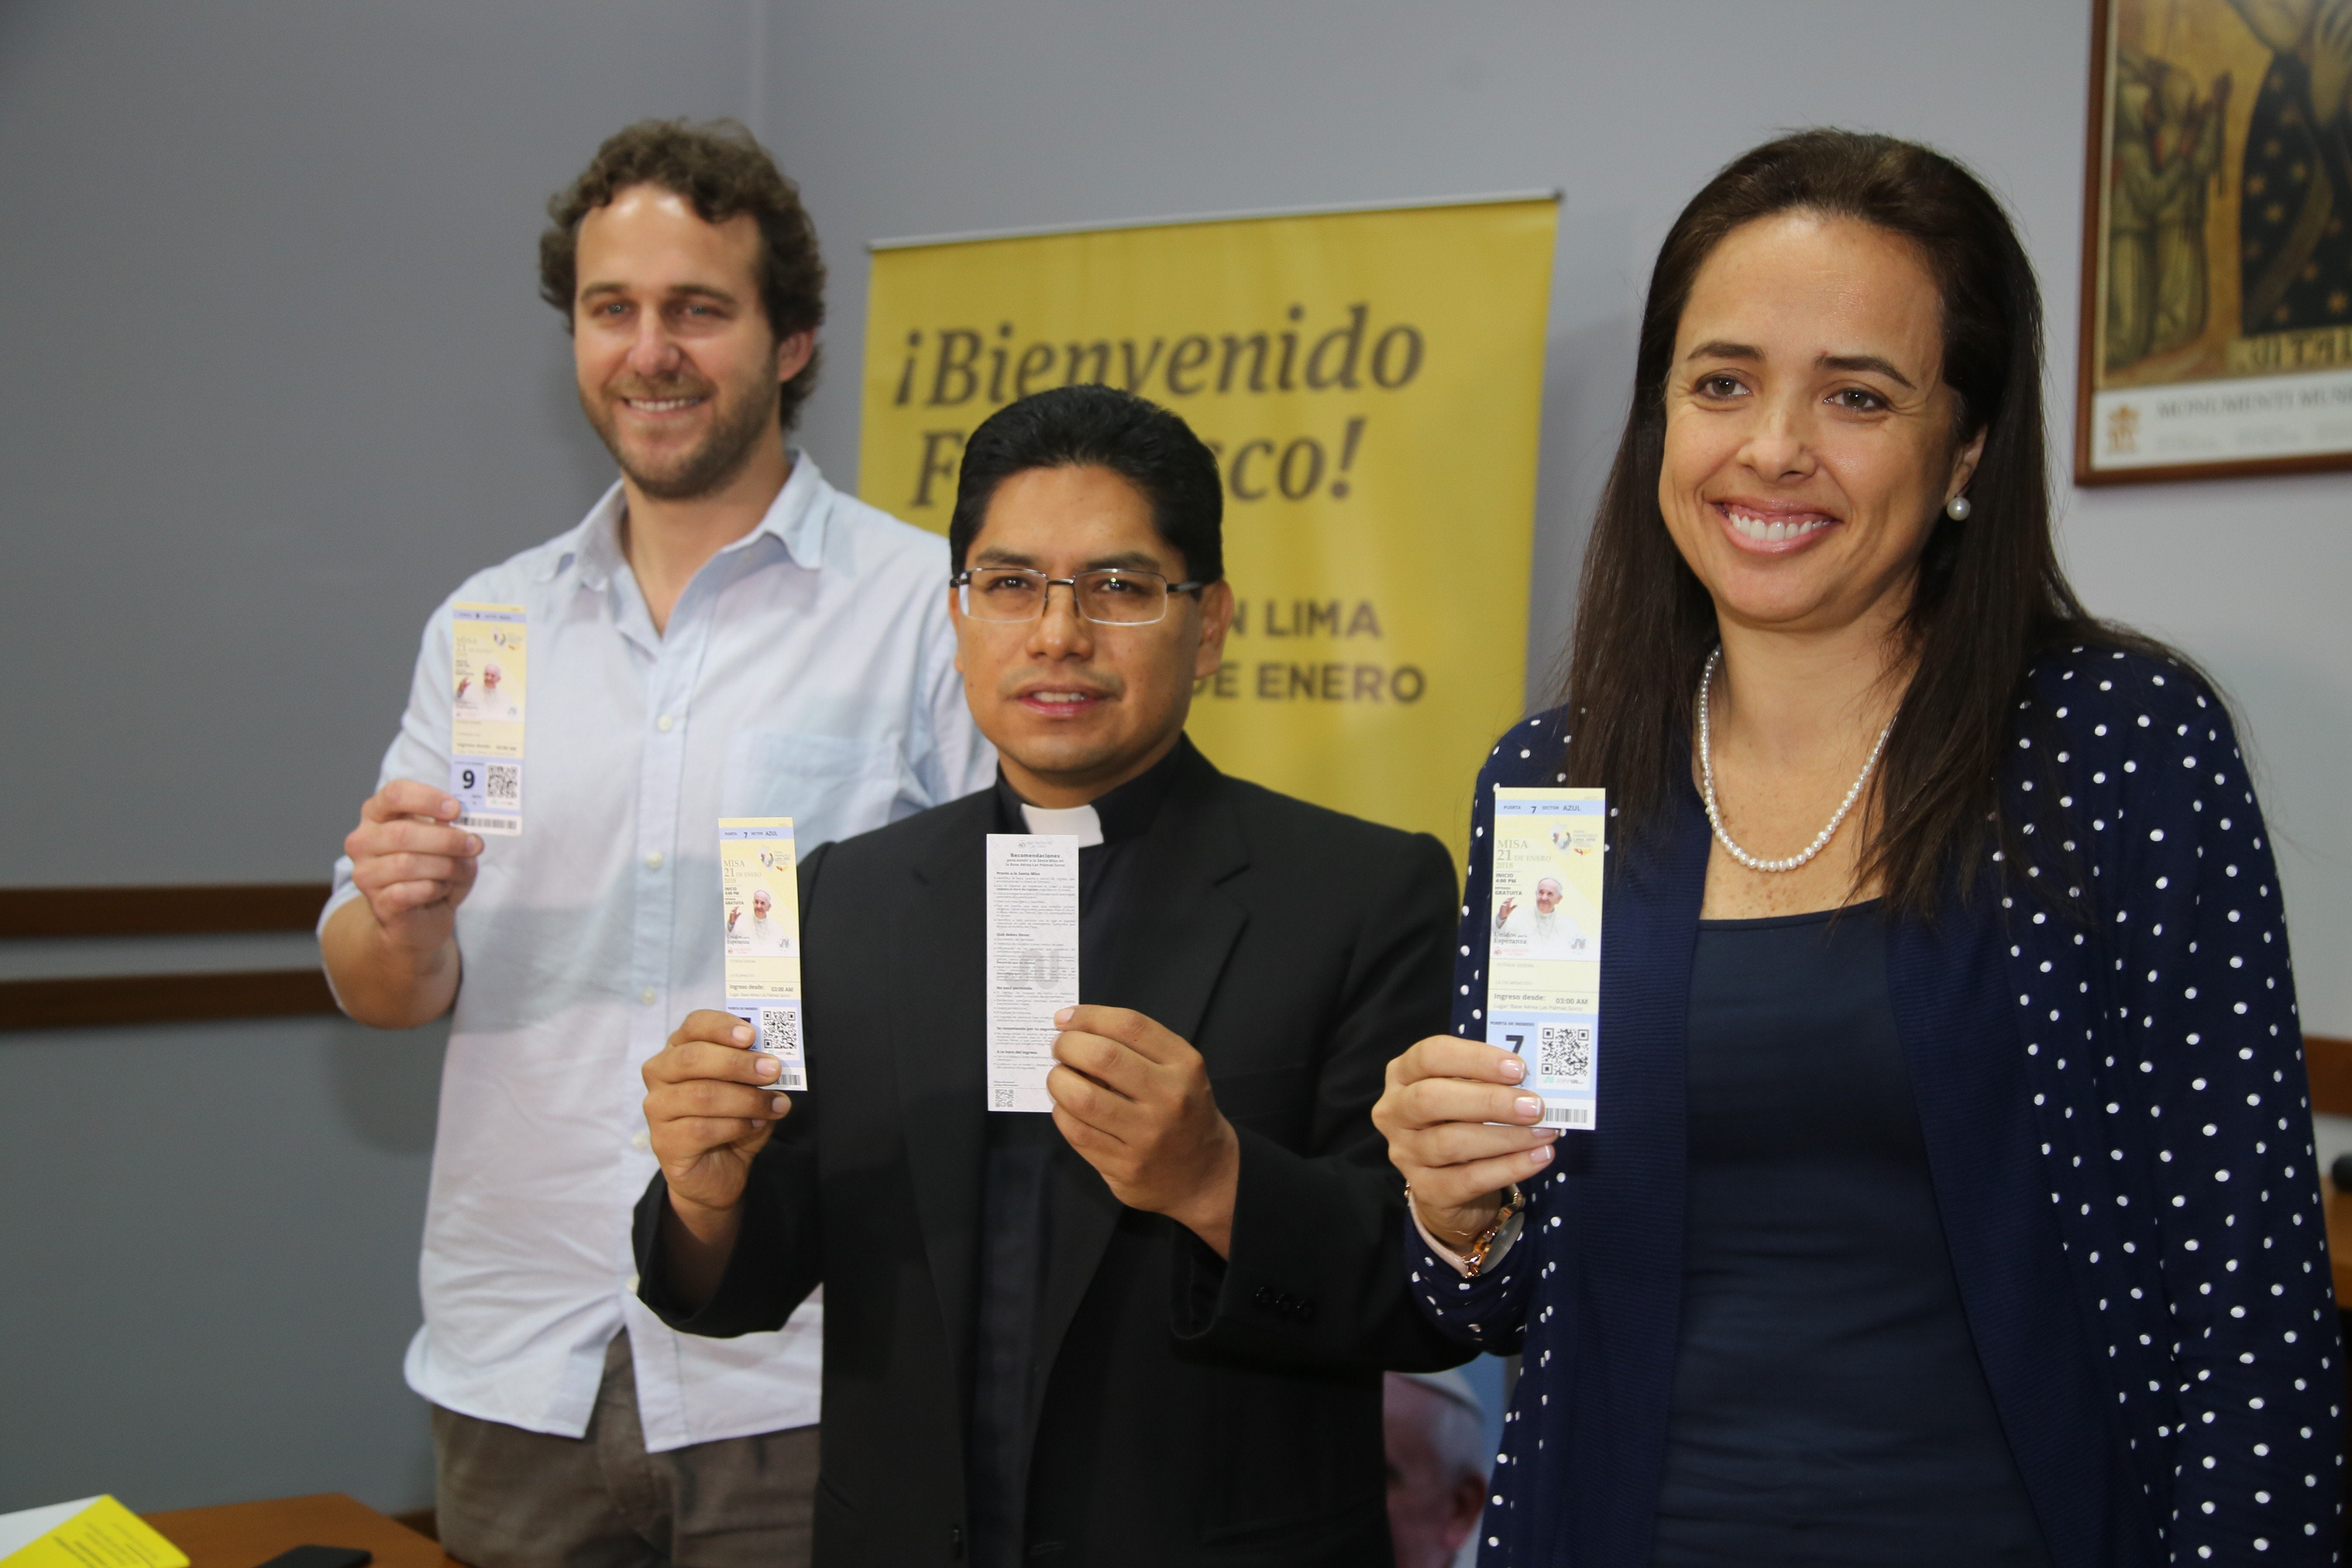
[635,384,1466,1568]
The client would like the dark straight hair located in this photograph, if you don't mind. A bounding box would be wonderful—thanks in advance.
[1559,129,2171,916]
[949,384,1225,583]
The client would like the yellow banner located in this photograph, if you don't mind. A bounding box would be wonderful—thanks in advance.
[860,197,1558,852]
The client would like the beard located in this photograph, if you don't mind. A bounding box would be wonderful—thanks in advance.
[582,369,781,501]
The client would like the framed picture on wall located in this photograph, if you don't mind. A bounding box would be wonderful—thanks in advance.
[2076,0,2352,483]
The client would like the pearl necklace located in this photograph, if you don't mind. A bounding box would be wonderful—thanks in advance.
[1697,646,1895,874]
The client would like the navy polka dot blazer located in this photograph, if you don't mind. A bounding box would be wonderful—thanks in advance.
[1416,646,2341,1566]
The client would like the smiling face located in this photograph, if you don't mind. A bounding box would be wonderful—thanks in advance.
[752,887,772,919]
[1659,211,1982,647]
[952,464,1234,808]
[481,663,502,691]
[1535,878,1562,913]
[570,184,812,501]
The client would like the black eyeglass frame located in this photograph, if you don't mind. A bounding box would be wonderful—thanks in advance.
[949,567,1209,626]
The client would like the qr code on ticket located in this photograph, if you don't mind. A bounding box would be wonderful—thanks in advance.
[993,1084,1014,1109]
[760,1008,806,1090]
[485,764,521,805]
[1539,1024,1592,1086]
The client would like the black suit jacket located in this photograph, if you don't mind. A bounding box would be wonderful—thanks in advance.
[635,744,1466,1567]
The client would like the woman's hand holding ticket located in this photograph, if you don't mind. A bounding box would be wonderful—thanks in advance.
[1372,1037,1559,1252]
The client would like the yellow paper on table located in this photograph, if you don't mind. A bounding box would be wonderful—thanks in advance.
[1485,786,1605,1129]
[0,1495,187,1568]
[861,196,1558,858]
[720,817,805,1091]
[450,600,527,836]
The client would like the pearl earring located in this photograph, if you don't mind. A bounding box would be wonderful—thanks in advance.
[1945,494,1972,521]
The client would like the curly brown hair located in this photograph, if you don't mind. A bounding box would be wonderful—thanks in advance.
[540,119,825,432]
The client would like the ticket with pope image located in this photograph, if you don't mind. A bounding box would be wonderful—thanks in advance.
[450,602,526,836]
[721,817,807,1092]
[1485,786,1605,1128]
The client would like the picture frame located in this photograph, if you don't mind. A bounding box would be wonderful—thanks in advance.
[2075,0,2352,484]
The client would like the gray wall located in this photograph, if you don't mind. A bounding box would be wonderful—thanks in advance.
[4,0,2347,1517]
[0,1013,446,1513]
[0,0,761,1514]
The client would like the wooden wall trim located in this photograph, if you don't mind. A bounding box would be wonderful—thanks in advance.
[0,883,331,939]
[0,971,338,1032]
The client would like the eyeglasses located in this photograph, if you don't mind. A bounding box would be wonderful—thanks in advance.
[952,567,1207,625]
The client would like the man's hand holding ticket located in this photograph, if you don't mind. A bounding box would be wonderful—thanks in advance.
[640,1009,794,1305]
[343,781,483,943]
[320,779,483,1029]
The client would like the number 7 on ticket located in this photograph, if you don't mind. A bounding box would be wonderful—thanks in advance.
[1485,786,1605,1129]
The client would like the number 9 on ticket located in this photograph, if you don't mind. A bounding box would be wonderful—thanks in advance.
[450,602,526,836]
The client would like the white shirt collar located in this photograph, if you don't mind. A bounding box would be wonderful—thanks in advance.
[542,449,832,586]
[1020,801,1105,848]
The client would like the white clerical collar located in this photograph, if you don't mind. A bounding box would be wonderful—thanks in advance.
[1020,801,1104,848]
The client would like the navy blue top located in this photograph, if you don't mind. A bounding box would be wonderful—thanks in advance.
[1412,647,2340,1567]
[1656,902,2047,1566]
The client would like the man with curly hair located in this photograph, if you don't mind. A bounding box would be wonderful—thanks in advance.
[318,119,991,1568]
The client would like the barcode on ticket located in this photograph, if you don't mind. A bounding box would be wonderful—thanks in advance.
[451,756,521,833]
[1538,1024,1592,1084]
[760,1007,806,1090]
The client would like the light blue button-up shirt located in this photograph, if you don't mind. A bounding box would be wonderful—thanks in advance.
[323,455,993,1449]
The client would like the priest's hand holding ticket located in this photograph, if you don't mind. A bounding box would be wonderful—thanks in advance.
[1372,1037,1560,1253]
[640,1009,793,1305]
[1047,1005,1242,1259]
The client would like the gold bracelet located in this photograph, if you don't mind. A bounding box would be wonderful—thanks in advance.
[1408,1183,1526,1278]
[1464,1184,1526,1277]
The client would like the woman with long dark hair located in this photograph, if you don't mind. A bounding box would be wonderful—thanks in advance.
[1373,130,2339,1565]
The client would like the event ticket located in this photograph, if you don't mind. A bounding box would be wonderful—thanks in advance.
[985,834,1079,1113]
[720,817,807,1092]
[1485,786,1605,1129]
[450,602,526,835]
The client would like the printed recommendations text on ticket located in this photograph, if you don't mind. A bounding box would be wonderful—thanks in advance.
[986,834,1078,1113]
